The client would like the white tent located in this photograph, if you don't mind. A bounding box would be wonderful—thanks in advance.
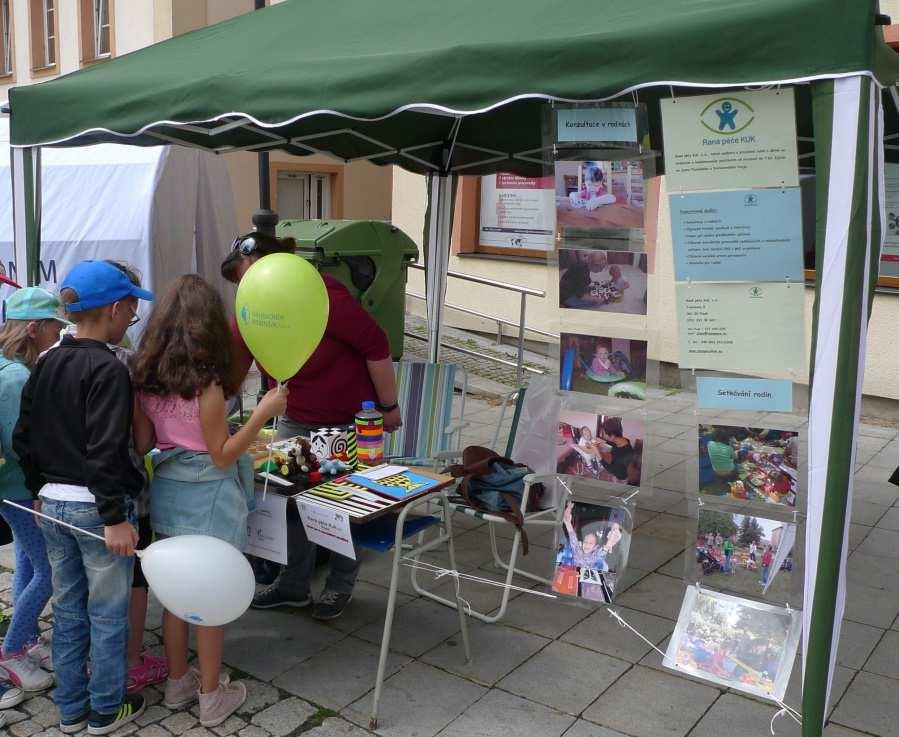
[0,119,236,335]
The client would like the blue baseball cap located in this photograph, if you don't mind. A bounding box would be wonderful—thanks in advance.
[3,287,72,325]
[60,261,154,313]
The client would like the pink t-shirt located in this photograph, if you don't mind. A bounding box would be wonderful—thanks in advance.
[139,393,207,452]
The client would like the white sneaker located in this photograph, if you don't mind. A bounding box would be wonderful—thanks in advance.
[0,651,54,691]
[199,681,246,728]
[27,637,53,672]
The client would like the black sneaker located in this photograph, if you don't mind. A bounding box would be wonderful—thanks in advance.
[60,711,90,734]
[87,694,145,735]
[250,585,312,610]
[312,590,353,621]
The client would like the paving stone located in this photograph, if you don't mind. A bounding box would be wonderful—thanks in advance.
[831,671,899,737]
[844,582,899,627]
[237,728,269,737]
[626,535,685,573]
[304,717,374,737]
[109,726,138,737]
[876,506,899,532]
[345,661,485,737]
[847,551,899,592]
[10,719,42,737]
[823,725,877,737]
[439,689,574,737]
[23,697,55,718]
[852,477,899,505]
[616,574,685,621]
[862,628,899,678]
[3,709,29,725]
[32,729,64,737]
[31,709,59,729]
[649,465,688,494]
[496,584,592,638]
[563,605,674,663]
[687,693,798,737]
[498,640,630,715]
[212,717,245,737]
[634,513,690,546]
[836,619,884,669]
[848,524,870,551]
[136,727,172,737]
[584,666,719,737]
[865,450,899,470]
[138,705,172,726]
[851,501,889,527]
[355,597,462,657]
[251,697,316,737]
[416,573,527,618]
[320,580,415,635]
[634,489,686,514]
[274,636,410,710]
[421,620,549,686]
[161,712,198,735]
[181,728,214,737]
[854,527,899,559]
[143,688,164,707]
[240,681,281,715]
[562,722,631,737]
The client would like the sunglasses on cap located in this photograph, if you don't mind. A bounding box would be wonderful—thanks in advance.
[230,233,266,256]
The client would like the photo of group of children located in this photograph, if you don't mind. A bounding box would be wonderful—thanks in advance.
[559,334,648,400]
[665,585,800,700]
[695,510,794,600]
[551,500,631,603]
[698,425,799,507]
[555,160,645,239]
[556,410,643,486]
[558,248,648,316]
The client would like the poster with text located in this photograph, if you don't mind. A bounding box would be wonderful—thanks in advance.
[883,162,899,278]
[661,89,798,191]
[479,173,555,252]
[675,282,805,373]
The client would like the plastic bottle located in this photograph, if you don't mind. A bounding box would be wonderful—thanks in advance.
[355,401,384,464]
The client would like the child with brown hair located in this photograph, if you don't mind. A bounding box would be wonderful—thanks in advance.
[131,274,287,727]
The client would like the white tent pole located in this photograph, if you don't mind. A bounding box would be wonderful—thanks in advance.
[10,145,40,286]
[425,171,455,363]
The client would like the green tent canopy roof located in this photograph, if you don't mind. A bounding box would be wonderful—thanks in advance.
[8,0,899,174]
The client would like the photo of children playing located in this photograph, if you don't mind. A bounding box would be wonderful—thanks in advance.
[698,425,799,507]
[695,510,793,601]
[560,333,647,400]
[556,410,643,487]
[555,160,645,237]
[667,587,798,700]
[551,501,630,603]
[558,248,648,316]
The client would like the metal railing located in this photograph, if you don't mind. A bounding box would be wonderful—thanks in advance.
[405,263,558,385]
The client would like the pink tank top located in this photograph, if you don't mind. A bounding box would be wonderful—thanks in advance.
[139,393,208,452]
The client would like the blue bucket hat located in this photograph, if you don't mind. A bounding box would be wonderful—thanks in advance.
[3,287,72,325]
[60,261,154,312]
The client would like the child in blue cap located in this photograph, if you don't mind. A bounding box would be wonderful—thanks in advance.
[13,261,153,735]
[0,288,69,703]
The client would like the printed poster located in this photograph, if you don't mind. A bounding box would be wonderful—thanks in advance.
[479,174,555,251]
[883,162,899,278]
[675,282,805,373]
[556,107,639,144]
[661,89,799,191]
[669,188,804,282]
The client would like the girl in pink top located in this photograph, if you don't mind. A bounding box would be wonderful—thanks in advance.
[132,275,287,727]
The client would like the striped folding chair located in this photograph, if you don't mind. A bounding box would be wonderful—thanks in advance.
[384,361,467,467]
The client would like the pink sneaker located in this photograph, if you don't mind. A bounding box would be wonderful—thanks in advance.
[126,653,169,694]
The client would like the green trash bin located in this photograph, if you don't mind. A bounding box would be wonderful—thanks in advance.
[275,219,419,359]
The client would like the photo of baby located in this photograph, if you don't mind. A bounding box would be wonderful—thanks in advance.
[551,500,631,604]
[560,333,648,399]
[558,248,648,315]
[555,160,645,242]
[556,409,644,487]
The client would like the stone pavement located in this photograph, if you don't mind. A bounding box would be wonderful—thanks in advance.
[3,390,899,737]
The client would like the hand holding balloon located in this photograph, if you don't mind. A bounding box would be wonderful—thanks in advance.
[257,385,289,421]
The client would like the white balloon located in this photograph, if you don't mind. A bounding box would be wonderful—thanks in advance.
[139,535,255,626]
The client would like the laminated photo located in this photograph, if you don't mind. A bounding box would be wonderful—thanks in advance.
[560,333,648,400]
[695,509,795,600]
[664,585,801,701]
[558,248,648,316]
[555,160,645,240]
[556,410,643,487]
[698,425,799,507]
[551,500,631,604]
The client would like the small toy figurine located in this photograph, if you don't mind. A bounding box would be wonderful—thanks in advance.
[320,458,351,475]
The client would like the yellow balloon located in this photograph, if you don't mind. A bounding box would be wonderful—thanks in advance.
[235,253,329,381]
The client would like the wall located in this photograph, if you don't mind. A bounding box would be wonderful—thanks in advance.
[393,167,899,402]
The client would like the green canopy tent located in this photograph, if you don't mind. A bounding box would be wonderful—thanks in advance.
[6,1,899,733]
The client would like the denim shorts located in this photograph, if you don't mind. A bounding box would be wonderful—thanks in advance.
[149,450,253,550]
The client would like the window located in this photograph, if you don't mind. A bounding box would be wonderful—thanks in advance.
[0,0,13,77]
[277,171,332,220]
[29,0,56,71]
[79,0,112,63]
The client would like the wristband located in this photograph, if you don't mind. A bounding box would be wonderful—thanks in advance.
[377,402,399,413]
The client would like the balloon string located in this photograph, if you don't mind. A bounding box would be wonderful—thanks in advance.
[2,500,144,558]
[261,380,282,502]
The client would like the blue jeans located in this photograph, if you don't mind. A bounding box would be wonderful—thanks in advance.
[40,500,133,720]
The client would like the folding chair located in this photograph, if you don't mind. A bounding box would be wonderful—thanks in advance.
[385,360,467,467]
[410,388,565,623]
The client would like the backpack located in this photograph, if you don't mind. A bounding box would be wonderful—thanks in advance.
[444,446,545,555]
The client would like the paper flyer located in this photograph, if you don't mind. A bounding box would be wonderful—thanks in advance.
[661,89,799,191]
[675,282,805,373]
[479,173,555,251]
[297,499,356,560]
[669,188,804,282]
[556,107,638,144]
[245,491,288,565]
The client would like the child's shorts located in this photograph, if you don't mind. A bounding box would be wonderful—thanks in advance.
[132,516,153,589]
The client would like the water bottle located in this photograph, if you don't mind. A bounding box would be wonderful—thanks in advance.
[355,401,384,464]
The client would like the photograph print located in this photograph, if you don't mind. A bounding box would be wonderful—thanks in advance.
[560,333,648,400]
[558,248,648,316]
[698,425,799,507]
[555,159,646,239]
[695,509,795,601]
[664,585,801,701]
[551,500,631,604]
[556,409,643,487]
